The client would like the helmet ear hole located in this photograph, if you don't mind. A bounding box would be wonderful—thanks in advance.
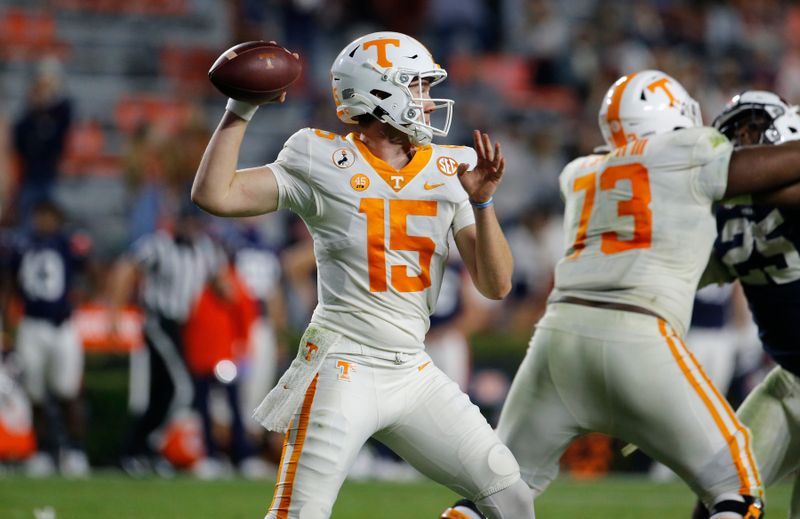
[370,89,391,100]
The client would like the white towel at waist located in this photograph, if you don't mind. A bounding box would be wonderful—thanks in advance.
[252,325,342,433]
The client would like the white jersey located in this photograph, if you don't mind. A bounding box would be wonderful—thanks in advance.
[551,127,733,335]
[269,128,477,353]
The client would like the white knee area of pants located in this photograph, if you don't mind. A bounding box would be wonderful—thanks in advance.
[695,445,762,503]
[487,443,519,478]
[264,503,331,519]
[470,443,523,501]
[476,478,535,519]
[298,503,331,519]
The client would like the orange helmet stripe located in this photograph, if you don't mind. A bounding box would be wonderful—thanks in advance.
[607,72,639,148]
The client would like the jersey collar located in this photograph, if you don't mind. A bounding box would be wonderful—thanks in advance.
[347,133,432,192]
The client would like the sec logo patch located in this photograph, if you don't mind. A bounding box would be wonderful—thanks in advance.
[332,148,355,169]
[437,156,459,176]
[350,173,370,191]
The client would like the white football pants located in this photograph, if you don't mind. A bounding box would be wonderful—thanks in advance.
[16,317,83,404]
[265,339,524,519]
[497,302,763,506]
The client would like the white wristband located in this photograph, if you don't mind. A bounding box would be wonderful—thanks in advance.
[225,98,259,122]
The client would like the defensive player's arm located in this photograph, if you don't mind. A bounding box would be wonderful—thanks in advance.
[454,131,513,300]
[725,141,800,200]
[751,182,800,206]
[191,110,279,217]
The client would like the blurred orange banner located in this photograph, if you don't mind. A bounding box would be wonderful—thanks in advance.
[73,303,144,353]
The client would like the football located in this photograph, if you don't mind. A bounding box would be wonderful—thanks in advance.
[208,41,302,104]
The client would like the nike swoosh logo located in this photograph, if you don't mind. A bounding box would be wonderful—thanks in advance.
[424,182,445,190]
[418,361,432,371]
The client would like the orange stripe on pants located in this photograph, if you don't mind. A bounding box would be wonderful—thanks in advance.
[267,375,320,519]
[674,333,763,495]
[657,320,753,495]
[266,417,293,515]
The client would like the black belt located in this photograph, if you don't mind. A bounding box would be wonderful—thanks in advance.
[550,295,665,321]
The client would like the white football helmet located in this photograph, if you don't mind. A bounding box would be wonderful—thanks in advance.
[712,90,800,146]
[598,69,702,148]
[331,31,453,146]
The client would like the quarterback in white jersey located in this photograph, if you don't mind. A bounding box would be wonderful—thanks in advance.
[469,70,800,519]
[193,32,533,519]
[272,127,477,354]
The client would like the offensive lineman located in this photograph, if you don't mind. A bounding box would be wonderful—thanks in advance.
[691,90,800,518]
[192,32,534,519]
[445,69,800,519]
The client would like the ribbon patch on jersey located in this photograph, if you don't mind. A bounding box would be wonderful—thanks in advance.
[253,325,343,433]
[332,148,355,169]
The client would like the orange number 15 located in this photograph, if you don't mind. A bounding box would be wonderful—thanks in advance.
[359,198,437,292]
[568,163,652,259]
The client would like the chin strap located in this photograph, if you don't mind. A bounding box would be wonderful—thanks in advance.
[376,112,431,145]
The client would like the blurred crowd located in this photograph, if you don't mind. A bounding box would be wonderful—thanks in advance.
[0,0,793,478]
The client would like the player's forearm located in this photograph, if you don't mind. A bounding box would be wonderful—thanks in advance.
[726,141,800,199]
[471,206,513,300]
[752,182,800,206]
[191,112,253,216]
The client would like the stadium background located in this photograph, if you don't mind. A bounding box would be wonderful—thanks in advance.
[0,0,797,515]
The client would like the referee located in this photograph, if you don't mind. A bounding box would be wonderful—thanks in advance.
[109,206,223,476]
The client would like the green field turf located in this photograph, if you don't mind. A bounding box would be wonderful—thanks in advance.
[0,473,791,518]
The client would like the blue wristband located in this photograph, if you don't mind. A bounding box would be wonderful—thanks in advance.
[470,197,494,209]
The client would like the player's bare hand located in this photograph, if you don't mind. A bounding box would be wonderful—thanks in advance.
[457,130,505,205]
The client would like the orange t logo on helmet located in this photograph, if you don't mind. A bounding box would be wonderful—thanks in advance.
[647,78,677,107]
[362,38,400,67]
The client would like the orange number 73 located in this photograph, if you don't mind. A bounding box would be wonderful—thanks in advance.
[359,198,437,292]
[568,163,652,259]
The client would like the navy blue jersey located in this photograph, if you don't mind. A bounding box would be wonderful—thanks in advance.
[430,263,463,328]
[713,204,800,376]
[10,230,88,324]
[690,284,733,329]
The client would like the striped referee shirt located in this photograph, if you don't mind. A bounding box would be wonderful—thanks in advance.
[130,231,222,323]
